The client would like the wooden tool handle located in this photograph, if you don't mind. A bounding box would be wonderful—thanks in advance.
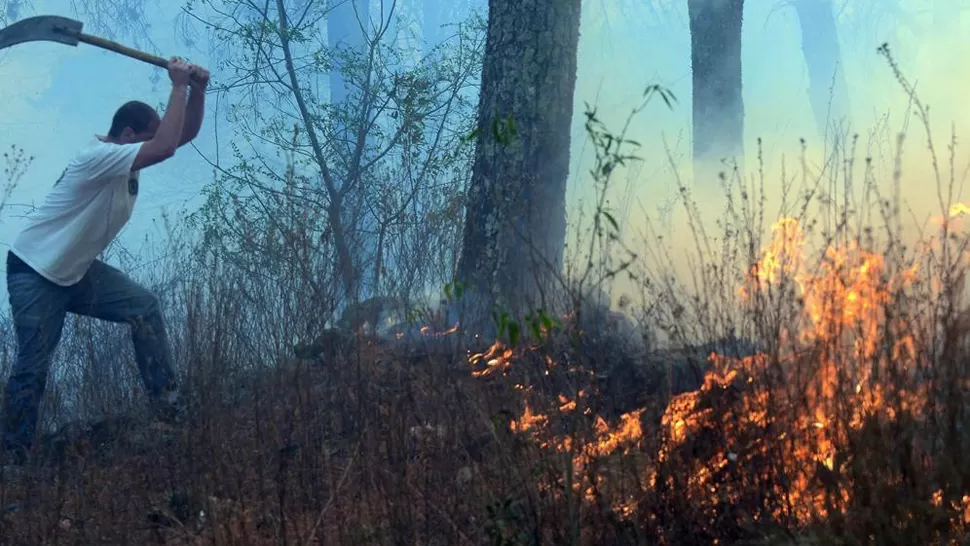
[77,33,205,83]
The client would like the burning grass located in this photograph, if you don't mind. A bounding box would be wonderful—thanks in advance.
[5,157,970,545]
[1,204,969,545]
[3,63,970,546]
[458,198,970,545]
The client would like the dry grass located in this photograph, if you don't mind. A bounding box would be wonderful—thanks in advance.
[1,49,970,546]
[2,194,968,545]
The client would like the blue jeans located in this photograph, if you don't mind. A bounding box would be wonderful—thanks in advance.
[1,252,179,454]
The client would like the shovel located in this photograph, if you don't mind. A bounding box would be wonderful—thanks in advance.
[0,15,203,82]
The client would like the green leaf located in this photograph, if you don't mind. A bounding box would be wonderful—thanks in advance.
[491,117,503,143]
[643,83,678,110]
[526,315,540,340]
[506,115,517,136]
[461,127,481,142]
[508,321,520,347]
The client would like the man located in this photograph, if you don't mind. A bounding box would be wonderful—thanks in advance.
[0,57,209,465]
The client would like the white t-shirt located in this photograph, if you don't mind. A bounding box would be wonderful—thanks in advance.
[10,138,143,286]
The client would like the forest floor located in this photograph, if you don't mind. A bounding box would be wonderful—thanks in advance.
[0,325,966,546]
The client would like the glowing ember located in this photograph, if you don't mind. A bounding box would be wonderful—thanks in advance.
[468,341,514,378]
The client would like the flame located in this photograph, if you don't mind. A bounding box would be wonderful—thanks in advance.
[930,201,970,230]
[950,202,970,218]
[661,216,933,524]
[471,344,646,519]
[468,340,514,378]
[469,215,965,534]
[510,403,547,434]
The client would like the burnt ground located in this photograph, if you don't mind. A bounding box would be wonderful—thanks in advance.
[0,328,756,545]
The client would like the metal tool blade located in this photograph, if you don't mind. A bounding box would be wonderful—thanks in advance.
[0,15,82,51]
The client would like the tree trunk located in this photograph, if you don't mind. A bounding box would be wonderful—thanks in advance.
[793,0,850,137]
[423,0,442,56]
[687,0,745,181]
[278,0,360,302]
[328,0,377,301]
[456,0,581,336]
[328,0,369,106]
[4,0,20,22]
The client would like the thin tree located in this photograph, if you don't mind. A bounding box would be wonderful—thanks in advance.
[181,0,482,310]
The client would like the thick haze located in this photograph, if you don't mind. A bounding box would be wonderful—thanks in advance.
[0,0,967,304]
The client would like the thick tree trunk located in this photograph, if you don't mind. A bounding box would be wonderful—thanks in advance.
[793,0,850,137]
[687,0,745,180]
[456,0,581,335]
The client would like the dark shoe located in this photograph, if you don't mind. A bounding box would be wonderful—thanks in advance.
[151,390,188,426]
[0,445,31,486]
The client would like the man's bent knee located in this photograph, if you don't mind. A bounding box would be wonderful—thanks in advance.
[134,289,161,316]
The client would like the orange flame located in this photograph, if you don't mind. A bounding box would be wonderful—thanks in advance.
[662,216,930,523]
[471,214,959,532]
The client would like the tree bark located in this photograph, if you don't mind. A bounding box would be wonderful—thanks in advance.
[793,0,850,137]
[687,0,745,180]
[328,0,369,106]
[456,0,582,335]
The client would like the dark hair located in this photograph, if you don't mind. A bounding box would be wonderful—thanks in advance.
[107,101,158,138]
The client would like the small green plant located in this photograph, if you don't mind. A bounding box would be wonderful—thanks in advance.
[462,112,519,146]
[523,309,561,344]
[491,308,522,347]
[443,280,465,303]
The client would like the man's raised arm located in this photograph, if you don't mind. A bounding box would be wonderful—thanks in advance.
[132,59,193,172]
[179,65,210,147]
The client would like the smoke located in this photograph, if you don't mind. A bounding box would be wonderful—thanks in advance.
[564,0,970,307]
